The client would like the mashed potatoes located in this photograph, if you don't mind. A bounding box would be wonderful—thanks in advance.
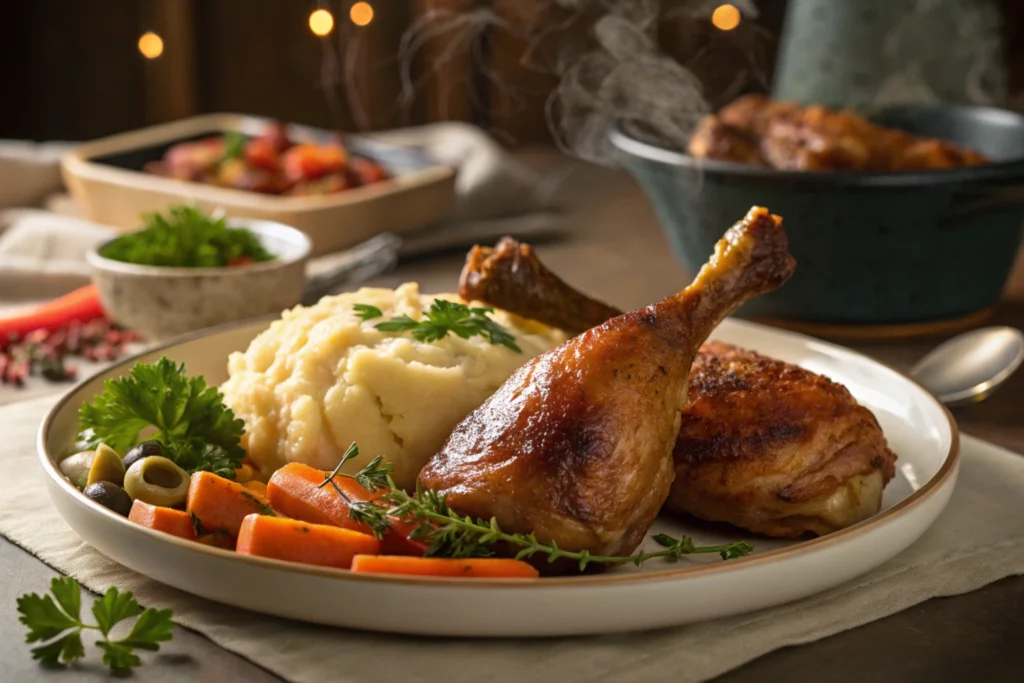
[220,283,566,490]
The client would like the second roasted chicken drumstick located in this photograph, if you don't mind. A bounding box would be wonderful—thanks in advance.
[419,208,795,558]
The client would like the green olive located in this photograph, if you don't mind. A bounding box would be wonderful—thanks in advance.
[59,450,96,489]
[123,440,165,470]
[83,481,133,516]
[86,444,126,487]
[123,456,190,507]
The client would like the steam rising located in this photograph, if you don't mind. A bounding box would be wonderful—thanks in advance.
[322,0,1006,165]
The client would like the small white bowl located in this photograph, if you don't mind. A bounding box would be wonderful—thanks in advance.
[87,218,311,341]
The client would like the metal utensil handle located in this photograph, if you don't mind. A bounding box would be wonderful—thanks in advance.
[302,233,402,305]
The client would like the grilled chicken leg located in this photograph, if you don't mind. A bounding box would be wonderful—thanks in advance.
[419,207,795,558]
[457,221,898,539]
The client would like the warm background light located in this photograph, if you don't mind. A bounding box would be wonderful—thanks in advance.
[711,4,741,31]
[137,31,164,59]
[350,2,374,27]
[309,8,335,36]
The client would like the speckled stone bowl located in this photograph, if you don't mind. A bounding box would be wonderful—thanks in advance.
[87,218,311,341]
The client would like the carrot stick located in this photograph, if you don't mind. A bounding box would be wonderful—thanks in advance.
[266,462,428,555]
[128,500,197,542]
[349,555,540,579]
[267,462,380,535]
[0,285,105,347]
[187,471,274,537]
[236,514,380,569]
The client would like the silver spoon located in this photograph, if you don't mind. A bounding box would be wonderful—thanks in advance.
[909,326,1024,407]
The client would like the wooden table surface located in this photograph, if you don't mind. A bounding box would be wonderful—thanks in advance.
[2,151,1022,682]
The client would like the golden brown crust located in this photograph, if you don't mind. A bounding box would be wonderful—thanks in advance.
[668,342,898,537]
[420,209,795,563]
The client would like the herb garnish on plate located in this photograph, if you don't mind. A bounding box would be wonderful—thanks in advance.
[78,357,246,479]
[354,299,521,352]
[99,205,274,268]
[319,443,754,569]
[17,577,174,673]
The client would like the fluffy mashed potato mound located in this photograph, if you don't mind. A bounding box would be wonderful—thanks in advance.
[220,282,566,490]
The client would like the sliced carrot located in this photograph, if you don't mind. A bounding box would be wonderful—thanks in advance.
[236,514,379,569]
[187,471,274,537]
[128,500,197,542]
[266,462,428,555]
[267,462,379,535]
[349,555,540,579]
[243,480,268,497]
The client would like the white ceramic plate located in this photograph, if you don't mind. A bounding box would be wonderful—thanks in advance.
[38,317,959,637]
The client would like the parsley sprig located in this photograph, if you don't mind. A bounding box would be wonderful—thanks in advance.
[99,204,273,268]
[354,300,521,352]
[321,443,753,570]
[17,578,174,673]
[78,357,246,479]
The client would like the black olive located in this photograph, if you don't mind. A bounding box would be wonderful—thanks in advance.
[83,481,133,517]
[123,440,165,469]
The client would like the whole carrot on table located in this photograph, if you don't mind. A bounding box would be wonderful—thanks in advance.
[0,285,105,348]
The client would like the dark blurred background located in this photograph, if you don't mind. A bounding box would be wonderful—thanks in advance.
[2,0,1022,145]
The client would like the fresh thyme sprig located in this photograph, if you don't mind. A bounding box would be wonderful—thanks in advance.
[318,448,754,570]
[356,299,522,352]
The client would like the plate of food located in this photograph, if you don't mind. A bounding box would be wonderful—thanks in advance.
[61,113,456,256]
[37,207,958,637]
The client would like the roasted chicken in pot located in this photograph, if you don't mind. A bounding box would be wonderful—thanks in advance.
[457,223,898,538]
[419,207,795,559]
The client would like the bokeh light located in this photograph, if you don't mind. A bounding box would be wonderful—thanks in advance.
[350,2,374,27]
[711,4,741,31]
[137,32,164,59]
[309,9,335,36]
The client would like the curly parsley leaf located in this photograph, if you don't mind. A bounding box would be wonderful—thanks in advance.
[18,579,174,673]
[372,299,521,352]
[78,357,246,478]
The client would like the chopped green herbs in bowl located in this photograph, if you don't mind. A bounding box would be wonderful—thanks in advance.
[99,205,275,268]
[87,207,311,340]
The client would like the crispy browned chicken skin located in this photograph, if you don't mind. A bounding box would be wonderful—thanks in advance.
[457,228,898,538]
[420,208,795,559]
[671,341,897,537]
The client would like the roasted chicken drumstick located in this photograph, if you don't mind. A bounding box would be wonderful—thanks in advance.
[420,207,795,558]
[457,216,898,538]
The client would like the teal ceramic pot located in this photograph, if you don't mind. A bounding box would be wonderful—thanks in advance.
[609,106,1024,326]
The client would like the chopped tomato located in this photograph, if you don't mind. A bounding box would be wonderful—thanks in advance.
[262,122,292,153]
[245,137,281,172]
[283,143,347,182]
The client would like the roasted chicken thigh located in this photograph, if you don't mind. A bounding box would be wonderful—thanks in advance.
[457,223,898,538]
[419,208,795,558]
